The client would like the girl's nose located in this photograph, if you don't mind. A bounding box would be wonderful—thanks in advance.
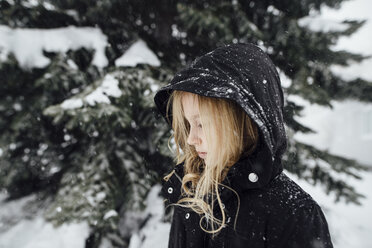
[187,128,200,146]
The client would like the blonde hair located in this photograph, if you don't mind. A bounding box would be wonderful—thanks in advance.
[164,90,259,236]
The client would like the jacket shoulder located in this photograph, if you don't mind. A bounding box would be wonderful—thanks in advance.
[259,173,333,247]
[238,172,316,209]
[264,172,316,208]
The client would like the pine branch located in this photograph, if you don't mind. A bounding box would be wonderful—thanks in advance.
[284,139,369,205]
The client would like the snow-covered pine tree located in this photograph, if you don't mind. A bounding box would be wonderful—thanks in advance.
[0,1,173,247]
[0,0,370,247]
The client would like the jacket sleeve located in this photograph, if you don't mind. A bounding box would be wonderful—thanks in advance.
[285,201,334,248]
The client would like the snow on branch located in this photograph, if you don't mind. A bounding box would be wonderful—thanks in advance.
[61,74,122,110]
[115,39,161,67]
[298,16,350,32]
[0,25,108,69]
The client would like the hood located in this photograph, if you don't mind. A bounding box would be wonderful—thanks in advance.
[154,43,287,189]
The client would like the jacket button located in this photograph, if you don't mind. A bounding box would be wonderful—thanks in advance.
[167,187,173,194]
[226,217,231,223]
[185,213,190,219]
[248,173,258,183]
[221,203,225,209]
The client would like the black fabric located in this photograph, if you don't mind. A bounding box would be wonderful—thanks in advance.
[155,43,333,248]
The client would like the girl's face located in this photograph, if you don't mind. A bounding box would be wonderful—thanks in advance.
[181,93,208,160]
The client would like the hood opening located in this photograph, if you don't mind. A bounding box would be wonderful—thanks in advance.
[154,43,287,188]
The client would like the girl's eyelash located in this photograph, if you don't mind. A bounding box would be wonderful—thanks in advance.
[185,119,202,128]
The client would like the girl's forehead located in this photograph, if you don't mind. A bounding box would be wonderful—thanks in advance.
[182,93,197,104]
[181,93,200,119]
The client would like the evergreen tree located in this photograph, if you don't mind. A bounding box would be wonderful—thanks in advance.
[0,0,370,247]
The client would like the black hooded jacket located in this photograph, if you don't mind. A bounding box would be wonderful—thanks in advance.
[154,43,333,248]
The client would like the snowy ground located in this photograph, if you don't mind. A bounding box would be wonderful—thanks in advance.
[0,193,90,248]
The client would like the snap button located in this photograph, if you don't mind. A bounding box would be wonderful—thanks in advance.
[248,172,258,183]
[185,213,190,219]
[221,203,225,209]
[167,187,173,194]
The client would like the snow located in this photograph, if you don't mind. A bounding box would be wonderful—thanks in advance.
[61,99,83,109]
[171,24,187,39]
[297,0,372,81]
[330,58,372,81]
[115,39,161,67]
[291,95,372,165]
[96,192,106,202]
[278,68,292,88]
[103,210,118,220]
[0,193,90,248]
[267,5,281,16]
[319,0,372,81]
[128,185,170,248]
[85,89,111,105]
[85,74,122,106]
[67,59,79,70]
[0,25,108,69]
[0,216,89,248]
[22,0,56,10]
[61,74,122,109]
[298,16,350,32]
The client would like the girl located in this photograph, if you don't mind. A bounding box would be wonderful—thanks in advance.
[154,43,333,248]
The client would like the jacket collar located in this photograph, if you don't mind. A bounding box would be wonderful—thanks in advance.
[161,147,283,205]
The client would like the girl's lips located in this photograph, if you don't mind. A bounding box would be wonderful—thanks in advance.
[198,152,207,158]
